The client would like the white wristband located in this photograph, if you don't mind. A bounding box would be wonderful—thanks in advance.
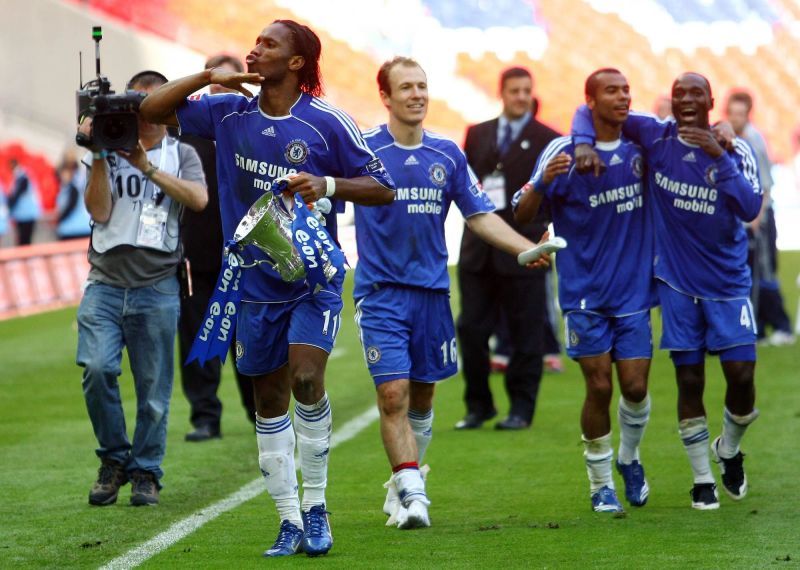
[324,176,336,197]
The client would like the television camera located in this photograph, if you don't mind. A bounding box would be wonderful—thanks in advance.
[75,27,145,151]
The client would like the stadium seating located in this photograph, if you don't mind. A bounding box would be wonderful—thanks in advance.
[421,0,542,29]
[0,143,57,212]
[65,0,800,160]
[653,0,778,23]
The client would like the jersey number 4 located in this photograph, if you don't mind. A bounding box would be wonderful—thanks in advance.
[740,305,752,330]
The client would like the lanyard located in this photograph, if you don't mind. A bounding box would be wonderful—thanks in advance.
[149,137,169,203]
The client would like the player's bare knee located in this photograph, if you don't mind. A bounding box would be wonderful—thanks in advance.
[378,382,407,417]
[676,365,705,393]
[722,361,755,388]
[291,368,324,404]
[620,380,648,404]
[586,375,613,405]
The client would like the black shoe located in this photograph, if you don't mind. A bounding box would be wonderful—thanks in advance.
[130,470,160,506]
[690,483,719,510]
[89,458,128,506]
[495,415,531,430]
[711,436,747,500]
[185,425,221,442]
[454,410,497,430]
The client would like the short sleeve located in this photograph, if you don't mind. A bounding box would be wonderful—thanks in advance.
[176,93,246,140]
[177,143,207,185]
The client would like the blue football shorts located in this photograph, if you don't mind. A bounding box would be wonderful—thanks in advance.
[354,285,457,385]
[564,309,653,360]
[657,281,757,352]
[235,286,344,376]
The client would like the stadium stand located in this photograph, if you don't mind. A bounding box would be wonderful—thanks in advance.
[0,143,57,212]
[45,0,800,162]
[421,0,543,28]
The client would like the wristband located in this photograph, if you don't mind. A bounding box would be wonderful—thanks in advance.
[92,150,108,160]
[324,176,336,197]
[143,163,159,179]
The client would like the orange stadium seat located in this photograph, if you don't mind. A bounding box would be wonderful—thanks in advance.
[67,0,800,160]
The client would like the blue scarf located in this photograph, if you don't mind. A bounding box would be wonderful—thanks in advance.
[185,185,344,366]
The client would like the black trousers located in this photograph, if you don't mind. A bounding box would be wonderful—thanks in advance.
[15,221,35,246]
[748,207,792,336]
[457,266,545,422]
[493,267,561,357]
[178,270,256,429]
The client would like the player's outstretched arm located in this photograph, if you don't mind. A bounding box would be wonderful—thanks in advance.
[287,173,394,206]
[466,212,549,268]
[140,69,264,127]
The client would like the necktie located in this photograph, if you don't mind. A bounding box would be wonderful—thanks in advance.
[498,121,513,155]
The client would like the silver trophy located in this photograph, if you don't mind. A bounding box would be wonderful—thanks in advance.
[231,191,337,283]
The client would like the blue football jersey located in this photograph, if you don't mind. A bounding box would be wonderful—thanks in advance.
[513,136,655,315]
[353,125,495,298]
[573,107,761,299]
[177,92,394,302]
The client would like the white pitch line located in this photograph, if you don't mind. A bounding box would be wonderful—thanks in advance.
[100,406,380,570]
[329,346,347,359]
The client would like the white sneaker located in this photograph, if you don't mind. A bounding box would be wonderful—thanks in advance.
[396,499,431,529]
[769,331,796,346]
[383,464,430,526]
[383,476,401,526]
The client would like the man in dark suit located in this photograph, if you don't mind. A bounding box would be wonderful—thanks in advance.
[178,54,256,441]
[456,67,560,430]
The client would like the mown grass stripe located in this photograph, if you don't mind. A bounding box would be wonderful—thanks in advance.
[100,406,379,570]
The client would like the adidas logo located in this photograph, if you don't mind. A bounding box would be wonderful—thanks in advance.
[404,154,419,166]
[682,151,696,162]
[608,153,623,166]
[261,126,276,137]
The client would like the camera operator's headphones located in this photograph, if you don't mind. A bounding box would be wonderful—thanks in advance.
[126,70,169,91]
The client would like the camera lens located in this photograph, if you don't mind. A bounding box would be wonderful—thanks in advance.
[94,113,139,150]
[101,117,126,143]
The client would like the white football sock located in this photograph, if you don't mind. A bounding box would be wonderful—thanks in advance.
[617,395,651,465]
[679,416,714,485]
[407,408,433,463]
[256,413,302,528]
[718,407,759,458]
[294,393,332,511]
[583,432,614,494]
[394,467,429,507]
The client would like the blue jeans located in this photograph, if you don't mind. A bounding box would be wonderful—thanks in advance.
[77,275,180,483]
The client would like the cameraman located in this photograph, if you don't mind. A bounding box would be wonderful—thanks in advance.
[76,70,207,507]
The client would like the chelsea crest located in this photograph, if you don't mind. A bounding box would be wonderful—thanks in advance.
[429,163,447,187]
[285,139,309,165]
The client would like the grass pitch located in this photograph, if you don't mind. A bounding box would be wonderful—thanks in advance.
[1,254,798,568]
